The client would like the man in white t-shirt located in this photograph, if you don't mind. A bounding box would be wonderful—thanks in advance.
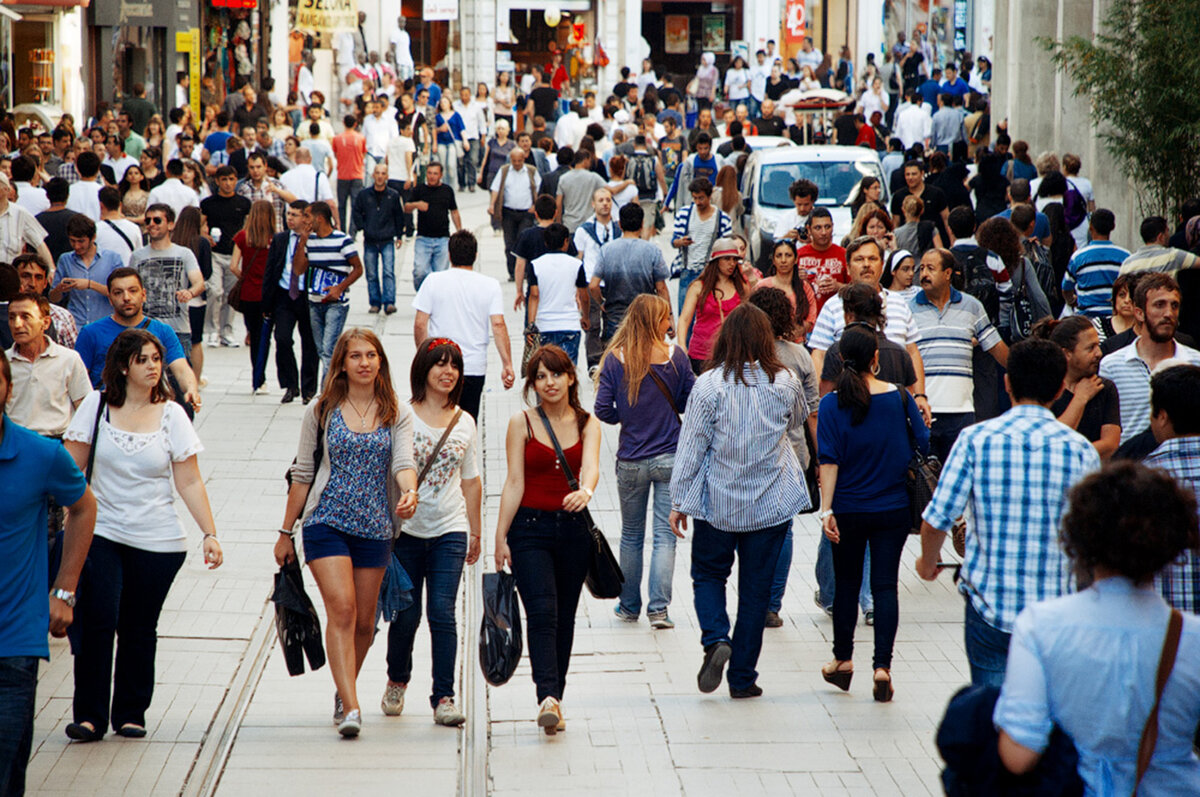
[413,230,515,421]
[389,16,414,81]
[527,222,588,366]
[279,147,337,220]
[94,187,143,266]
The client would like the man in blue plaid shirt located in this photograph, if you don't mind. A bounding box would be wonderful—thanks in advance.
[916,339,1100,687]
[1144,364,1200,613]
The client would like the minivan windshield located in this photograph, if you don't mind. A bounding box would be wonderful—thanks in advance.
[758,160,883,208]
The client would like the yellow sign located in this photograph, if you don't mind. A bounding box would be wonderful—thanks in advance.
[175,29,201,120]
[295,0,359,35]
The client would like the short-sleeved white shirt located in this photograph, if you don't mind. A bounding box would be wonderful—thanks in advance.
[279,163,334,203]
[387,135,416,183]
[65,392,204,553]
[412,268,504,376]
[809,287,921,351]
[402,412,480,539]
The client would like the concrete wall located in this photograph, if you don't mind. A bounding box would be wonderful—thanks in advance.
[992,0,1140,249]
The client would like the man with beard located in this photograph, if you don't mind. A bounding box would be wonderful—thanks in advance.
[1037,316,1122,460]
[1100,273,1200,444]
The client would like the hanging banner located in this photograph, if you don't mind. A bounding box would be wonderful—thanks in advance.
[295,0,358,35]
[423,0,457,22]
[175,29,201,120]
[784,0,807,45]
[664,15,689,54]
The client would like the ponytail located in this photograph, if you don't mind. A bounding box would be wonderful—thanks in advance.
[836,324,877,425]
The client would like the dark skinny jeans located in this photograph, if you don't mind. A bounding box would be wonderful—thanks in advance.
[69,535,186,732]
[507,507,591,702]
[829,507,910,670]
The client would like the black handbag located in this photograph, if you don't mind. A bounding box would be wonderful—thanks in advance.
[479,571,523,686]
[901,391,942,534]
[536,407,624,599]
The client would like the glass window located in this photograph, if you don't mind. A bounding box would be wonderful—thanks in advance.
[758,160,883,208]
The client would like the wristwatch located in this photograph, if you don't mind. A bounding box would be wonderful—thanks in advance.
[50,588,76,608]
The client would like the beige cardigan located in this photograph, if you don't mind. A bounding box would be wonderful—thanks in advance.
[291,399,416,536]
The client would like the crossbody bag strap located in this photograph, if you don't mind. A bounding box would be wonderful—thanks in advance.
[536,406,580,491]
[1134,608,1184,795]
[647,366,680,418]
[85,392,107,483]
[416,409,462,487]
[104,219,137,252]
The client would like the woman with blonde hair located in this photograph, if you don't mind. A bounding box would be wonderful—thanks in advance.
[230,199,275,392]
[144,116,165,149]
[275,329,418,737]
[712,165,743,233]
[846,204,895,252]
[596,295,696,628]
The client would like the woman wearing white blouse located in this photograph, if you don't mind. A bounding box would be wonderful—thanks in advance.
[63,328,222,743]
[723,57,751,103]
[858,77,889,121]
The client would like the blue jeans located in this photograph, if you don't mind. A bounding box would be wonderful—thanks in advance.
[412,236,450,291]
[929,411,975,464]
[539,330,581,365]
[308,301,350,384]
[677,268,700,316]
[691,518,787,691]
[814,534,873,613]
[615,454,677,616]
[362,241,397,308]
[964,596,1012,687]
[386,532,467,708]
[0,656,38,796]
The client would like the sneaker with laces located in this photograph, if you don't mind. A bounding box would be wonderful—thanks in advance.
[338,709,361,737]
[536,697,562,736]
[648,612,675,629]
[613,605,639,623]
[333,693,344,725]
[381,682,406,716]
[434,697,466,727]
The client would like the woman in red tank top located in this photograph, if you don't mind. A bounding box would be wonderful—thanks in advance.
[493,345,601,736]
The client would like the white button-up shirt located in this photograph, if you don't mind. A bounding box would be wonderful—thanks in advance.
[5,337,92,436]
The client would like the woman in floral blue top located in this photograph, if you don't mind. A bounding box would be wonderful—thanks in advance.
[275,329,418,738]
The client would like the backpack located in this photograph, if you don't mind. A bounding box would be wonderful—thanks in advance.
[1062,181,1088,230]
[1007,256,1053,342]
[629,152,658,201]
[951,244,1000,326]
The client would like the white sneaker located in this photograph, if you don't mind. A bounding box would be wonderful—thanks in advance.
[338,708,361,738]
[536,697,561,736]
[381,682,406,716]
[332,693,344,724]
[433,697,465,727]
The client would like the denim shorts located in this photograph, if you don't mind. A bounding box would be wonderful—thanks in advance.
[303,523,392,568]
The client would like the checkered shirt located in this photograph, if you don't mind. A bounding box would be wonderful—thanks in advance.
[1145,437,1200,614]
[923,404,1101,633]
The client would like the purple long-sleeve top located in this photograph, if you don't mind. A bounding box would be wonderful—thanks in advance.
[594,344,696,461]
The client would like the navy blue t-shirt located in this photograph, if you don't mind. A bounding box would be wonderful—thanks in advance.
[0,417,87,658]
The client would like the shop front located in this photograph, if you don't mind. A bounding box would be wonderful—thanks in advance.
[641,0,741,81]
[497,1,596,96]
[0,0,86,122]
[202,0,270,98]
[88,0,199,114]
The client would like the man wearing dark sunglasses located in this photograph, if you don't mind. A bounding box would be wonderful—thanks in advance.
[128,203,205,358]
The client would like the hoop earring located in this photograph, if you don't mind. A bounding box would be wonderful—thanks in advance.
[871,363,880,376]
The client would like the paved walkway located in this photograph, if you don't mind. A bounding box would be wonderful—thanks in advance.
[27,189,968,796]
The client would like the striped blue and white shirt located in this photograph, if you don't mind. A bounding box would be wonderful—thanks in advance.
[1099,339,1200,444]
[670,363,810,531]
[1062,240,1129,317]
[303,230,357,304]
[923,404,1100,633]
[1145,437,1200,614]
[809,287,921,351]
[909,288,1002,413]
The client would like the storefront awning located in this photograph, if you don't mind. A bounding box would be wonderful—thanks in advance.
[1,0,90,7]
[0,4,22,17]
[502,0,591,11]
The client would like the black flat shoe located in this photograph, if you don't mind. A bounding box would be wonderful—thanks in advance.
[729,683,763,699]
[821,660,854,692]
[281,388,298,404]
[65,722,103,742]
[697,641,731,693]
[302,393,315,405]
[116,724,147,738]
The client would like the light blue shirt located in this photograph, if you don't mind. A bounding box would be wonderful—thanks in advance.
[52,248,125,328]
[995,578,1200,796]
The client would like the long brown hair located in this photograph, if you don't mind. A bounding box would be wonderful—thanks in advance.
[101,329,174,406]
[523,344,589,434]
[172,205,203,251]
[696,249,748,317]
[600,294,672,406]
[709,304,784,385]
[849,204,892,239]
[316,329,399,428]
[243,199,276,249]
[714,165,740,214]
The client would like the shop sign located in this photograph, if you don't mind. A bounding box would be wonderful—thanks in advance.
[784,0,806,43]
[295,0,358,34]
[422,0,456,21]
[211,0,257,8]
[664,15,689,55]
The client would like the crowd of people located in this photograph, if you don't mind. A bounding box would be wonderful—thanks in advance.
[4,24,1200,795]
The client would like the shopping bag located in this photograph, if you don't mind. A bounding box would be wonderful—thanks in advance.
[480,571,523,686]
[271,560,326,676]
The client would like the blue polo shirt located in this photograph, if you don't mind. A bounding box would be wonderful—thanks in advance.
[74,316,187,387]
[51,248,125,328]
[0,416,87,658]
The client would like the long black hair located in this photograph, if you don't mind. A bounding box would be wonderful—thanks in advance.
[836,323,877,425]
[769,239,810,335]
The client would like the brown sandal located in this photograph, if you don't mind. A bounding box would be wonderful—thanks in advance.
[873,669,894,703]
[821,660,854,692]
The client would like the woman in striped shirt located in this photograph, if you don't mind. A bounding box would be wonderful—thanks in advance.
[669,303,810,699]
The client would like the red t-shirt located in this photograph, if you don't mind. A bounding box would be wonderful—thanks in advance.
[795,243,848,311]
[331,130,366,181]
[233,229,270,302]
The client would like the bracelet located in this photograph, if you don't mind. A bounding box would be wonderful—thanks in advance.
[818,509,834,521]
[581,486,594,498]
[912,393,928,399]
[404,489,419,495]
[203,533,218,541]
[278,528,294,537]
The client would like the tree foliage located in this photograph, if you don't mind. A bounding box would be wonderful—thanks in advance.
[1040,0,1200,217]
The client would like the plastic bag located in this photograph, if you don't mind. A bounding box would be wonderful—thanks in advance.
[479,571,523,686]
[376,550,415,625]
[271,560,326,676]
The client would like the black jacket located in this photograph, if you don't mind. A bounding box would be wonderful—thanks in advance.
[261,230,294,307]
[351,186,405,243]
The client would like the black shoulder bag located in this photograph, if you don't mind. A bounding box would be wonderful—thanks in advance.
[85,392,108,482]
[901,390,942,534]
[535,407,624,599]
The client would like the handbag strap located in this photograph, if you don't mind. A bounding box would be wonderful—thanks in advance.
[535,406,580,491]
[416,409,462,487]
[647,366,680,419]
[900,389,919,452]
[1134,609,1183,794]
[85,392,107,483]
